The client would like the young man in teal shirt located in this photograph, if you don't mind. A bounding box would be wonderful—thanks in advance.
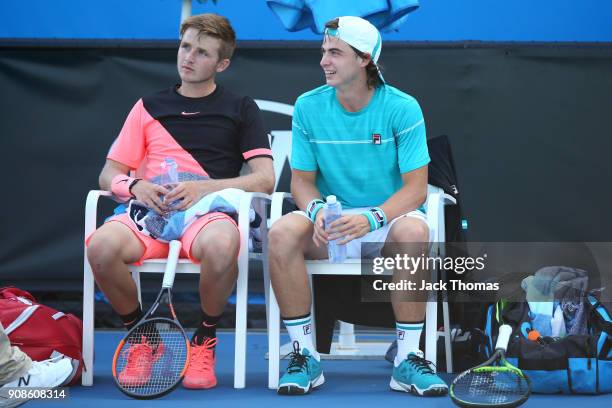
[268,16,448,396]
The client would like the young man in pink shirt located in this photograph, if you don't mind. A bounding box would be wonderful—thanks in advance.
[87,14,274,390]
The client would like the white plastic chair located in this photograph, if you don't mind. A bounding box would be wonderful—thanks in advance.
[266,185,457,389]
[82,189,270,388]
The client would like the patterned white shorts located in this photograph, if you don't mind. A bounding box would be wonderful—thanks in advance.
[292,207,431,259]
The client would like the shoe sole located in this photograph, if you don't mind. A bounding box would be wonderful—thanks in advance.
[389,377,448,397]
[182,380,217,390]
[277,373,325,395]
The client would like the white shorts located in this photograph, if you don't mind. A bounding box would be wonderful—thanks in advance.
[292,207,431,259]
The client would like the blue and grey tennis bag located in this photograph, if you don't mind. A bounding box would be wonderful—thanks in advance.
[484,292,612,394]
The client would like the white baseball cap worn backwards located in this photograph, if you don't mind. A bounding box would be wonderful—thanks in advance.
[324,16,385,82]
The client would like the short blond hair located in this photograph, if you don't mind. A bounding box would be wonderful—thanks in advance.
[180,13,236,60]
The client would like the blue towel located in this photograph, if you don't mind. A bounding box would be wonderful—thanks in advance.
[266,0,419,33]
[112,172,263,248]
[127,188,255,243]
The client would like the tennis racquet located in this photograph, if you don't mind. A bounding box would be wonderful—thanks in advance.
[450,324,531,408]
[112,240,190,399]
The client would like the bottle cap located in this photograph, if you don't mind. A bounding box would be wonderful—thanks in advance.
[326,195,337,205]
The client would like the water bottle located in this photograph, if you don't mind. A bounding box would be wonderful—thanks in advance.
[160,157,179,216]
[324,195,347,263]
[160,157,179,188]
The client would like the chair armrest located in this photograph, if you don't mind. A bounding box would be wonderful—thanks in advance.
[426,186,457,215]
[84,190,113,239]
[441,192,457,206]
[270,192,295,226]
[427,185,457,207]
[425,186,458,244]
[237,192,272,232]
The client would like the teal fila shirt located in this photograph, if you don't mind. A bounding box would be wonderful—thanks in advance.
[291,84,430,209]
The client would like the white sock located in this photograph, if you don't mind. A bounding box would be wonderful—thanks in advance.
[394,321,424,367]
[283,314,320,361]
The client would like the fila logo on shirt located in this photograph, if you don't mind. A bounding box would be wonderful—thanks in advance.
[397,330,405,340]
[303,323,312,335]
[372,133,381,145]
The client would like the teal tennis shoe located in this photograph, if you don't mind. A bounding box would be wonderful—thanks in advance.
[391,351,448,396]
[278,342,324,395]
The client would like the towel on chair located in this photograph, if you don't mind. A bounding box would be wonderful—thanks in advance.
[126,187,260,243]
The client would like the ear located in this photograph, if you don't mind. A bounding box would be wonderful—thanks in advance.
[359,53,372,68]
[216,58,231,73]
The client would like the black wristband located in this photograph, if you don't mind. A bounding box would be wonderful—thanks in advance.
[128,178,142,197]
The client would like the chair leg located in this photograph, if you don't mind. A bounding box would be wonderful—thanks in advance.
[425,295,438,371]
[338,322,356,349]
[442,297,453,373]
[268,280,280,390]
[131,271,141,306]
[234,249,249,389]
[308,274,317,349]
[263,249,271,330]
[425,242,439,371]
[437,221,453,373]
[260,202,271,327]
[82,250,95,386]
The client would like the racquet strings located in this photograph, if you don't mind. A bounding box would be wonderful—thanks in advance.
[114,318,188,397]
[452,368,529,406]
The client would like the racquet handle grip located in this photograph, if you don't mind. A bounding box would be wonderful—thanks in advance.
[162,240,182,288]
[495,324,512,352]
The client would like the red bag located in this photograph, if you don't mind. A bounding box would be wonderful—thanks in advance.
[0,287,83,385]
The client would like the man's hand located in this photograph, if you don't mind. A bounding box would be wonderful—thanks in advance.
[327,214,371,245]
[163,180,215,211]
[130,181,169,215]
[312,210,328,247]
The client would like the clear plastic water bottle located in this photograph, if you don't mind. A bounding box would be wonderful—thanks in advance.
[160,157,179,216]
[324,195,347,263]
[160,157,179,189]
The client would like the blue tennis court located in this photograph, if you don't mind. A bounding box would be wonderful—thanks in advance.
[20,331,611,408]
[2,1,612,407]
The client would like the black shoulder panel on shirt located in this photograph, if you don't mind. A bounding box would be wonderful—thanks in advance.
[142,86,250,179]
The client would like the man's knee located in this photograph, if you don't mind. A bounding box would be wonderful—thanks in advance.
[87,224,142,272]
[206,230,240,258]
[388,217,429,243]
[268,224,293,251]
[268,215,310,254]
[88,234,120,270]
[192,222,240,263]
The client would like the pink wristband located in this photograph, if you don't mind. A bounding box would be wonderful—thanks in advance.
[111,174,136,201]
